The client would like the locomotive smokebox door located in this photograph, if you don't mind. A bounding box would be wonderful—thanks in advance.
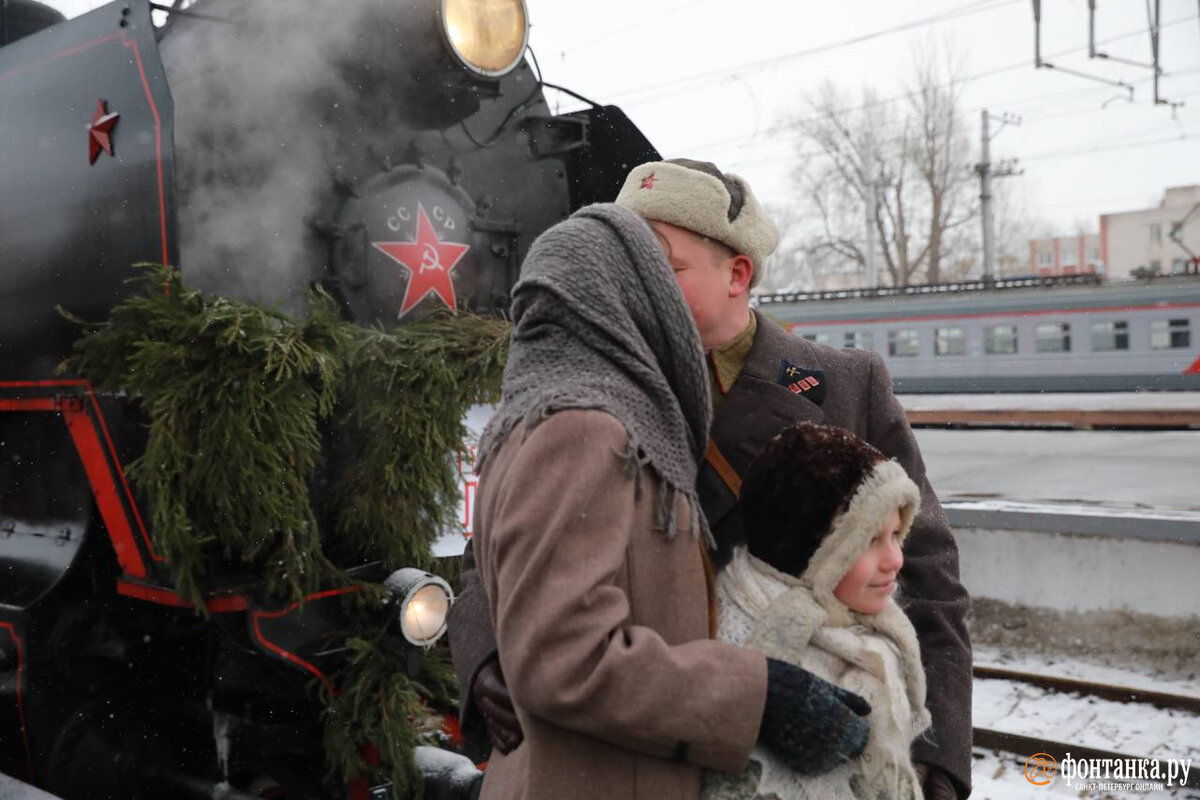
[332,165,494,324]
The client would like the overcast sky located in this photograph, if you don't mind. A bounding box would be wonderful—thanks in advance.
[46,0,1200,232]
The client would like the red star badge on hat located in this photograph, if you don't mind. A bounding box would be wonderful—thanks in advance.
[373,204,469,318]
[640,172,657,190]
[87,99,119,164]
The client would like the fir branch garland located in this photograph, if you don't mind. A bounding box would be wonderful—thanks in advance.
[62,265,507,796]
[329,317,509,570]
[323,627,461,794]
[63,266,349,604]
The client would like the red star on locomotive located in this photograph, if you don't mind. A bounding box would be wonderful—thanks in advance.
[373,204,470,318]
[87,98,119,164]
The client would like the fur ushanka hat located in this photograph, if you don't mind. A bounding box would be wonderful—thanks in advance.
[614,158,779,286]
[740,422,921,594]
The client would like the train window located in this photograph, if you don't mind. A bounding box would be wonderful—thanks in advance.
[984,325,1018,355]
[801,332,832,345]
[1151,319,1190,349]
[888,329,920,357]
[1091,321,1129,351]
[934,327,966,357]
[844,331,874,350]
[1034,322,1071,353]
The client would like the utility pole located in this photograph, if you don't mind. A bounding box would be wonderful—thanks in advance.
[977,109,1022,281]
[865,175,878,288]
[863,127,878,288]
[862,127,893,288]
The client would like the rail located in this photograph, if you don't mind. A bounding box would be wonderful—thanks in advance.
[973,665,1200,789]
[973,665,1200,714]
[972,729,1199,789]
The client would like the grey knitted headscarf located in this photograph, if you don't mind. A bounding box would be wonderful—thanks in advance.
[477,203,712,542]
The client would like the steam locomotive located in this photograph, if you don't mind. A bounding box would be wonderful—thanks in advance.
[0,1,657,798]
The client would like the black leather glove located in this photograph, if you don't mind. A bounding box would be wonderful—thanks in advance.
[472,658,524,754]
[758,658,871,774]
[915,762,960,800]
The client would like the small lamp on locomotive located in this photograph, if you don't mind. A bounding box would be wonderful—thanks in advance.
[385,568,455,647]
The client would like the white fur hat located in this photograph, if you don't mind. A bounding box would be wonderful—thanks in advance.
[614,159,780,284]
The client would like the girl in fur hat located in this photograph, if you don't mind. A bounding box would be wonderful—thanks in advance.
[703,422,933,800]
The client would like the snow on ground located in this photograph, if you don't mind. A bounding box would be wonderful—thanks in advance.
[970,602,1200,799]
[971,670,1200,799]
[945,499,1200,525]
[915,428,1200,513]
[974,678,1200,763]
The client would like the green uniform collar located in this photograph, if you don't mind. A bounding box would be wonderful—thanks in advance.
[707,312,757,407]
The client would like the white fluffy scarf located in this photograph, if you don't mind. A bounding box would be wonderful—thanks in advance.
[704,460,931,800]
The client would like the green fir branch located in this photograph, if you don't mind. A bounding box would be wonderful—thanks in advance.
[61,264,506,794]
[329,317,509,569]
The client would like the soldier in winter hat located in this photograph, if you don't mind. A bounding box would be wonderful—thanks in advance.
[614,158,779,286]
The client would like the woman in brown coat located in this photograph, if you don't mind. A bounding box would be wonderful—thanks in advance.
[471,204,872,800]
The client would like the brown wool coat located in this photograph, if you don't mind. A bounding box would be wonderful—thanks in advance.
[472,409,767,800]
[449,312,973,797]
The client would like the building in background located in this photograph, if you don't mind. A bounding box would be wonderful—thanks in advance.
[1028,232,1102,277]
[1101,185,1200,280]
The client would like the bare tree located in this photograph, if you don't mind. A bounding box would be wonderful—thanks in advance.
[905,44,977,283]
[781,43,978,288]
[758,203,818,292]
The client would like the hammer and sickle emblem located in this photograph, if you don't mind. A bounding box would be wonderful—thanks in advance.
[420,243,444,273]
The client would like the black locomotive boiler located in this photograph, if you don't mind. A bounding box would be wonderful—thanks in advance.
[0,1,657,798]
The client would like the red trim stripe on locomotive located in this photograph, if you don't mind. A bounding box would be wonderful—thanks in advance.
[0,380,159,579]
[0,622,32,781]
[82,389,158,560]
[121,34,170,268]
[0,30,171,268]
[250,587,366,697]
[115,579,251,613]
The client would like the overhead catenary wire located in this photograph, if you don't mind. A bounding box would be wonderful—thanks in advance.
[600,12,1199,113]
[597,0,1027,104]
[673,64,1200,159]
[718,123,1196,173]
[551,0,722,56]
[657,18,1200,159]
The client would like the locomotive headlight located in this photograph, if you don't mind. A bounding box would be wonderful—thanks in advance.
[385,568,454,646]
[442,0,529,78]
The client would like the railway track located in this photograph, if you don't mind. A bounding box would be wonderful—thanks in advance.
[972,729,1199,790]
[972,664,1200,790]
[973,665,1200,714]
